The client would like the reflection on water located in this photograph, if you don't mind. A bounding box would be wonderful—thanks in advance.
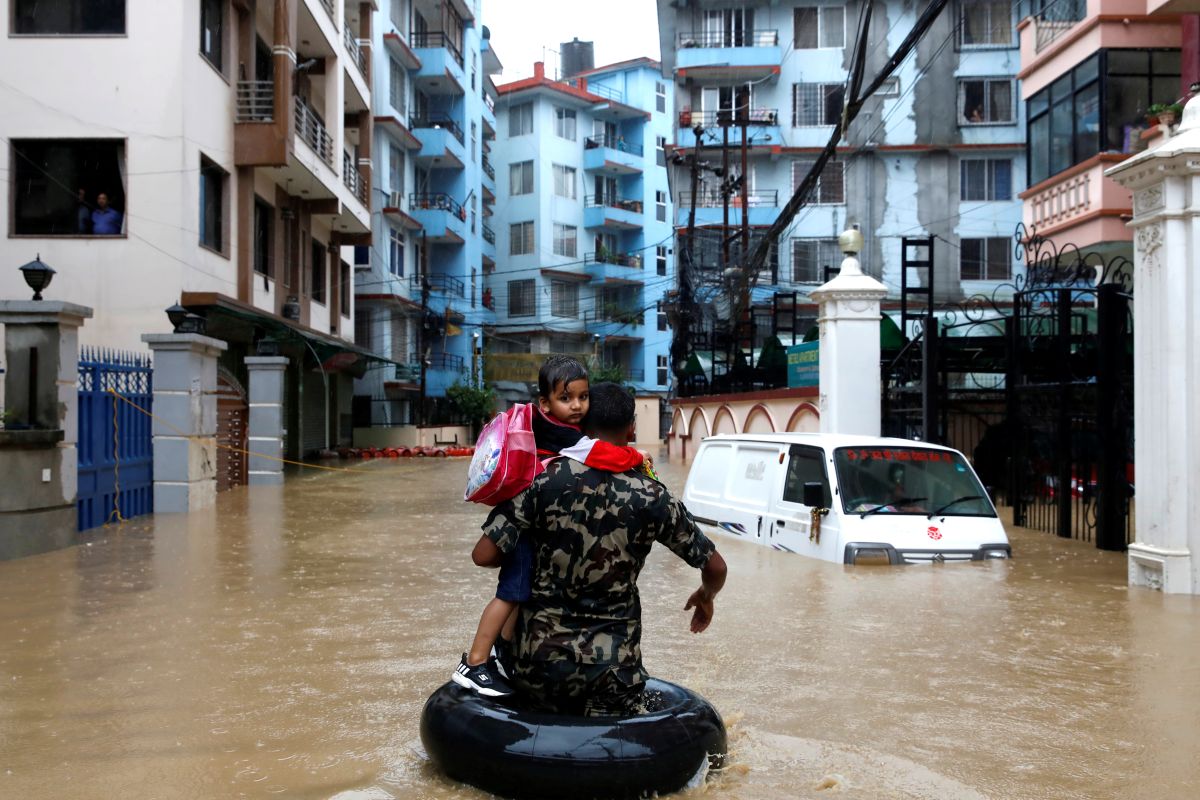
[2,456,1199,799]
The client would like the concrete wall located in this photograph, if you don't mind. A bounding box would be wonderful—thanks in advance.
[667,387,821,464]
[353,423,472,448]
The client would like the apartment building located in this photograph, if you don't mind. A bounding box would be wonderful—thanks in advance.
[354,0,500,427]
[656,0,1028,332]
[0,0,375,460]
[486,58,676,400]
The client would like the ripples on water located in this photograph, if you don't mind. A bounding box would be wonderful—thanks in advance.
[1,456,1199,799]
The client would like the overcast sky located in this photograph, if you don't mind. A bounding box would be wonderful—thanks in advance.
[481,0,661,83]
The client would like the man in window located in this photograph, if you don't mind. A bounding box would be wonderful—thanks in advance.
[91,193,122,235]
[76,189,92,235]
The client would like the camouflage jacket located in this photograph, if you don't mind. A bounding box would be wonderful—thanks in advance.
[483,457,715,676]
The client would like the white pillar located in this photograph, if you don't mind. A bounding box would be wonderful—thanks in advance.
[809,227,888,436]
[1107,97,1200,593]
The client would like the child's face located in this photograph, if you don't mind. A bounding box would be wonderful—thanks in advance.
[539,378,589,426]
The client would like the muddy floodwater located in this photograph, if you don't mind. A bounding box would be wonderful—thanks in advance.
[2,455,1199,799]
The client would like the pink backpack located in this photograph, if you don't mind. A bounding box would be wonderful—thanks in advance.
[464,403,541,505]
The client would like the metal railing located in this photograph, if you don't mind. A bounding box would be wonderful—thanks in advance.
[427,351,466,370]
[1027,0,1086,52]
[342,152,367,204]
[584,194,644,214]
[677,29,778,48]
[483,89,495,112]
[411,273,466,298]
[567,80,624,104]
[679,108,780,128]
[481,155,495,180]
[411,31,464,68]
[409,192,466,220]
[586,250,643,268]
[584,135,643,157]
[482,223,495,244]
[411,115,465,145]
[316,0,335,25]
[236,80,274,122]
[676,189,779,208]
[344,26,368,77]
[294,96,334,166]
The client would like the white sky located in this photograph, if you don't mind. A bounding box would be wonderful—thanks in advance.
[481,0,661,83]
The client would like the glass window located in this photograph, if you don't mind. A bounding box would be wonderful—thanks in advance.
[657,354,669,386]
[960,78,1013,124]
[656,136,667,167]
[782,446,831,506]
[794,7,845,49]
[552,164,576,198]
[959,0,1012,48]
[552,223,577,257]
[340,260,351,317]
[657,301,668,331]
[960,158,1012,201]
[554,107,577,140]
[550,281,578,318]
[657,245,668,276]
[508,279,535,316]
[389,58,407,115]
[509,160,533,195]
[389,227,405,276]
[11,139,126,236]
[833,446,995,517]
[656,190,667,222]
[510,221,534,255]
[960,237,1010,281]
[200,0,224,71]
[656,82,666,113]
[509,102,533,136]
[310,239,326,304]
[791,238,841,282]
[254,198,273,277]
[199,155,226,252]
[791,160,845,204]
[13,0,125,34]
[792,83,844,126]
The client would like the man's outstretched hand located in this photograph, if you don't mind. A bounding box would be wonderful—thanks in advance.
[684,589,715,633]
[686,551,726,633]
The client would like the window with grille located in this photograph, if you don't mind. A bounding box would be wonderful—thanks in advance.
[960,159,1012,201]
[794,6,845,49]
[959,78,1014,124]
[553,164,577,198]
[553,223,577,257]
[791,160,845,204]
[960,237,1011,280]
[389,227,404,276]
[791,238,841,283]
[657,245,668,276]
[509,279,536,316]
[510,221,534,255]
[389,58,406,114]
[509,102,533,136]
[554,107,576,140]
[657,354,669,386]
[550,281,579,318]
[792,83,845,126]
[959,0,1012,48]
[510,160,533,195]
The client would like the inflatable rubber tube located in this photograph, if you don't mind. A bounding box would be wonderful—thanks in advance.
[420,677,726,800]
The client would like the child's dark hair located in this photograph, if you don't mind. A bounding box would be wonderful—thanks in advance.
[584,382,635,435]
[538,355,589,398]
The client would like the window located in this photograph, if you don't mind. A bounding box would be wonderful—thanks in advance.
[960,237,1011,281]
[656,191,667,222]
[311,239,327,303]
[794,6,845,49]
[656,136,667,167]
[509,279,536,316]
[791,160,845,205]
[792,83,845,127]
[470,196,476,233]
[791,238,841,283]
[510,102,533,136]
[877,77,900,98]
[553,164,577,199]
[510,160,533,195]
[471,52,477,91]
[656,354,670,386]
[656,82,667,113]
[389,228,405,276]
[389,144,405,199]
[10,138,126,236]
[782,447,831,506]
[960,78,1013,124]
[960,159,1012,201]
[657,245,668,276]
[657,301,668,332]
[390,58,406,115]
[554,107,577,140]
[200,0,224,71]
[254,198,273,278]
[340,261,351,317]
[470,121,477,162]
[199,155,227,252]
[550,281,579,318]
[13,0,124,34]
[389,0,406,34]
[959,0,1012,48]
[553,223,577,257]
[510,221,534,255]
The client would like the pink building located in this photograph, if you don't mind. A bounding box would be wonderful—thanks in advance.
[1018,0,1188,253]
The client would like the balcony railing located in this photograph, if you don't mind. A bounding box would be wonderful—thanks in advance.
[1028,0,1086,53]
[483,88,495,112]
[679,108,780,128]
[586,250,643,268]
[584,135,643,157]
[481,155,495,180]
[342,152,367,204]
[678,30,778,48]
[428,351,466,370]
[411,115,465,145]
[676,189,779,208]
[409,192,466,219]
[411,31,464,68]
[294,97,334,166]
[585,194,644,214]
[236,80,274,122]
[411,273,466,298]
[316,0,335,25]
[482,223,495,244]
[344,26,368,77]
[567,79,624,104]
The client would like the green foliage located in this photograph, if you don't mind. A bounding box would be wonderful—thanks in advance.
[446,380,496,431]
[589,362,629,387]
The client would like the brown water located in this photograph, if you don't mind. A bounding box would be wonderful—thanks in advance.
[2,456,1199,800]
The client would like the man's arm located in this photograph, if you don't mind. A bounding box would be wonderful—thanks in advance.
[652,489,724,632]
[684,551,727,633]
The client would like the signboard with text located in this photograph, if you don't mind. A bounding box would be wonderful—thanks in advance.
[787,342,819,388]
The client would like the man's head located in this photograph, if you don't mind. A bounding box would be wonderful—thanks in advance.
[77,188,86,202]
[537,355,589,426]
[583,382,635,444]
[96,193,109,210]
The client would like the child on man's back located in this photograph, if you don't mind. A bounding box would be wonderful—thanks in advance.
[453,356,645,696]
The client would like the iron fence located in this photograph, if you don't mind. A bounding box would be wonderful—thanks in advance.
[236,80,273,122]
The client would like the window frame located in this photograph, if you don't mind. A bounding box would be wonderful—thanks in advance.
[552,163,577,199]
[200,0,226,75]
[199,154,229,256]
[791,160,845,205]
[791,237,842,283]
[957,0,1014,50]
[550,280,579,318]
[959,236,1012,281]
[253,196,273,278]
[509,160,534,196]
[552,222,577,258]
[510,220,534,256]
[9,137,128,238]
[389,57,407,116]
[11,0,127,36]
[793,6,846,50]
[554,106,577,140]
[959,158,1013,202]
[508,278,536,317]
[656,190,667,222]
[310,238,327,305]
[509,102,534,136]
[657,354,669,386]
[792,82,845,127]
[958,77,1015,126]
[656,82,667,113]
[656,245,668,276]
[389,226,405,277]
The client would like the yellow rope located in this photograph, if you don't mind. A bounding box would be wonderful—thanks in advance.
[105,388,375,474]
[104,387,127,526]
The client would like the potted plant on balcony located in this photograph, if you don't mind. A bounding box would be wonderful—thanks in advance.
[1158,103,1184,128]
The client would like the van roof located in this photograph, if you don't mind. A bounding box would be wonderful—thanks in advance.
[699,432,958,452]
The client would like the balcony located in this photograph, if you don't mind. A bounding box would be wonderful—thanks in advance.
[412,32,466,96]
[383,191,423,230]
[425,350,469,396]
[583,135,643,176]
[585,250,645,284]
[584,195,644,230]
[411,115,466,169]
[1019,154,1133,249]
[1025,0,1087,54]
[314,0,335,25]
[295,96,334,167]
[675,29,782,82]
[411,272,466,298]
[382,31,422,70]
[482,154,495,182]
[409,192,467,243]
[344,26,368,79]
[677,108,783,148]
[675,189,780,227]
[482,223,496,245]
[237,80,273,122]
[342,152,368,207]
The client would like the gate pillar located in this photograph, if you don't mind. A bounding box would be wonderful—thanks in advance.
[142,333,227,513]
[0,300,91,559]
[810,227,888,436]
[245,356,288,486]
[1107,94,1200,592]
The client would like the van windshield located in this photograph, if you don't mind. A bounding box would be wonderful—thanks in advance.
[833,446,995,518]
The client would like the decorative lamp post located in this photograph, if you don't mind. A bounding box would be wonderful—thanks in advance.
[165,303,189,331]
[165,304,206,335]
[18,255,56,301]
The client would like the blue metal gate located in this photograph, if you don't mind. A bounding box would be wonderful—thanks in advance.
[77,348,153,531]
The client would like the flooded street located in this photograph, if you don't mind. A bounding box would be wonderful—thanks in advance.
[2,455,1199,799]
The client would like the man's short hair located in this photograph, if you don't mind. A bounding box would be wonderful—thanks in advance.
[584,382,634,435]
[538,355,589,398]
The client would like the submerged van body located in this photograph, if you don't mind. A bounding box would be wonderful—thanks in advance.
[682,433,1011,565]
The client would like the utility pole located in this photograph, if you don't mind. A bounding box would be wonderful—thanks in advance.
[418,231,429,426]
[670,124,704,387]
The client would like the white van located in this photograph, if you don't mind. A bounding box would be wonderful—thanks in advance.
[682,433,1011,565]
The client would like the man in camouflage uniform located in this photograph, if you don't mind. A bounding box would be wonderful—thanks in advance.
[473,382,727,716]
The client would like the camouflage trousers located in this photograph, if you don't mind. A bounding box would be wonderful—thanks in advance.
[511,656,647,717]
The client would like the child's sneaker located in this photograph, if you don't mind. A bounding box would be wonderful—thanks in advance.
[490,639,514,679]
[452,653,514,697]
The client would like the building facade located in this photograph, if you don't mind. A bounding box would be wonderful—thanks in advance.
[486,58,676,401]
[354,0,501,429]
[0,0,375,461]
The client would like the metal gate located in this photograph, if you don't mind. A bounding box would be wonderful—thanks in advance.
[77,348,153,531]
[215,371,248,492]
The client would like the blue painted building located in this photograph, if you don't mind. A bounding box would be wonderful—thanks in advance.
[354,0,501,426]
[487,58,676,400]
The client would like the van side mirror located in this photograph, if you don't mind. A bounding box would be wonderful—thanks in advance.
[803,482,825,508]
